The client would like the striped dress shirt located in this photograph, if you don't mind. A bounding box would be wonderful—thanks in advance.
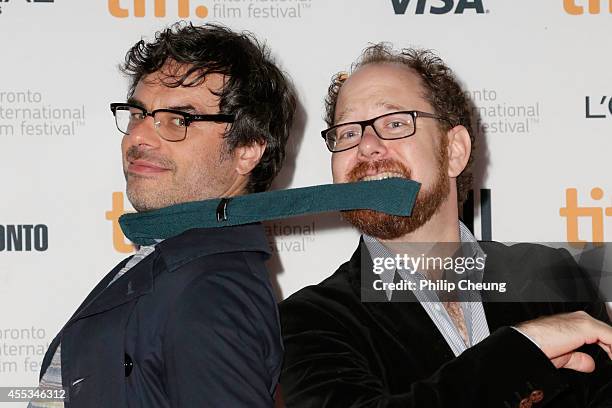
[363,222,490,357]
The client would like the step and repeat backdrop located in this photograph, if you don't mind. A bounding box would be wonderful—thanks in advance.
[1,0,611,389]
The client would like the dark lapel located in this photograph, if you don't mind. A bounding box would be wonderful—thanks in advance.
[65,254,156,327]
[39,256,142,373]
[348,238,456,363]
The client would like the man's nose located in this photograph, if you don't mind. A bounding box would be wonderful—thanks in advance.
[126,116,161,148]
[357,125,387,160]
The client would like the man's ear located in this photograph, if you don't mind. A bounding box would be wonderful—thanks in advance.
[446,125,471,178]
[235,141,267,175]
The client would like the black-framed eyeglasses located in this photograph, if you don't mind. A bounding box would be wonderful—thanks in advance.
[321,110,451,153]
[110,103,235,142]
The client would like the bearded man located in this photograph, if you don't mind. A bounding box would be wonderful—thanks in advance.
[279,44,612,408]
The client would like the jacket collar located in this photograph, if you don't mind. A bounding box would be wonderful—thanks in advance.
[155,223,270,272]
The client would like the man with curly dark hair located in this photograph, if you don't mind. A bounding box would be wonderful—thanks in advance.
[279,44,612,407]
[33,23,295,408]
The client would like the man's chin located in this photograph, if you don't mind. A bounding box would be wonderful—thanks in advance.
[342,187,448,240]
[126,189,168,212]
[341,209,418,240]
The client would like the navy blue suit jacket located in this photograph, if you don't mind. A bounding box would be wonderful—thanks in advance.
[40,223,281,407]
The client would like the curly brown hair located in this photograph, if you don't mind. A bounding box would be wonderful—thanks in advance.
[324,43,474,208]
[121,22,296,193]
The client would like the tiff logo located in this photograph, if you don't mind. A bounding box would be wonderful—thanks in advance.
[560,188,612,244]
[109,0,208,18]
[564,0,612,14]
[392,0,485,14]
[586,96,612,118]
[105,192,135,253]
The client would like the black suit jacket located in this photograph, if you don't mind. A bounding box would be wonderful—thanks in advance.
[40,223,281,407]
[280,239,612,408]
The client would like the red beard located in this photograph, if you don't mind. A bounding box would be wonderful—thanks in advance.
[342,142,450,240]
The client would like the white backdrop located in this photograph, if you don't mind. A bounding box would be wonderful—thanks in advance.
[1,0,611,391]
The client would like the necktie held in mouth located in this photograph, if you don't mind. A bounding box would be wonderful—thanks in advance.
[119,178,421,246]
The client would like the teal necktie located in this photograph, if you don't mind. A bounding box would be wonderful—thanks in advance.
[120,178,420,245]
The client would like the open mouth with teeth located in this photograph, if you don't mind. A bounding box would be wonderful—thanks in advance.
[360,172,406,182]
